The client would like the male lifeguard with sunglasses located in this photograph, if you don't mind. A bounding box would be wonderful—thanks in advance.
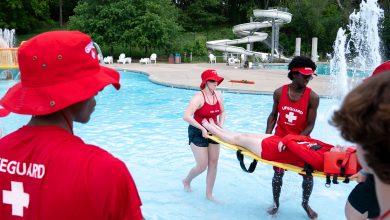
[265,56,320,219]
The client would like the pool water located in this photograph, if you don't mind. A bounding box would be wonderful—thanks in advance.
[262,64,330,75]
[0,68,20,80]
[0,71,354,220]
[262,64,368,78]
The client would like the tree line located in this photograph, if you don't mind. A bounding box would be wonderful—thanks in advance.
[1,0,389,60]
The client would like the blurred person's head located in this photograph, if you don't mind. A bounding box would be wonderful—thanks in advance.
[332,68,390,183]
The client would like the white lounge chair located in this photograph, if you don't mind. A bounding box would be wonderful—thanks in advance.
[140,58,150,64]
[209,54,216,63]
[150,53,157,64]
[103,56,113,64]
[117,53,131,64]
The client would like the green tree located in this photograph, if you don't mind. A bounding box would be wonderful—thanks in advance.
[69,0,181,56]
[69,0,137,53]
[130,0,182,54]
[0,0,54,34]
[49,0,79,26]
[178,0,227,31]
[278,0,348,56]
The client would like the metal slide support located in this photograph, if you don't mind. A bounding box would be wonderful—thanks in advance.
[271,18,276,62]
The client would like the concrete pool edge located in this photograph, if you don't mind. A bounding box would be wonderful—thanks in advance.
[107,63,333,97]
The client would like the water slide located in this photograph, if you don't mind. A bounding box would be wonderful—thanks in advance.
[206,9,292,61]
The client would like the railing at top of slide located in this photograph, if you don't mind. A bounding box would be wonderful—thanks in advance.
[206,8,292,61]
[0,48,18,68]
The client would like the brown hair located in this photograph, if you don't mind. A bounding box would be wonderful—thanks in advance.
[331,72,390,183]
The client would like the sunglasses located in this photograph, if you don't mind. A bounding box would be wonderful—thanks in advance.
[301,74,313,80]
[207,80,217,83]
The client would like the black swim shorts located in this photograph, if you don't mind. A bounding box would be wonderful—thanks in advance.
[188,125,218,147]
[348,174,379,218]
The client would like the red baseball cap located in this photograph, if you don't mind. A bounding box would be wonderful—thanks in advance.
[291,67,317,76]
[288,67,317,80]
[200,69,224,89]
[0,31,120,115]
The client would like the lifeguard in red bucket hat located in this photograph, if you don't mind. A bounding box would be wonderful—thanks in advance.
[182,68,225,201]
[0,31,143,220]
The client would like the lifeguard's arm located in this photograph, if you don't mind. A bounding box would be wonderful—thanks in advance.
[266,88,281,134]
[281,134,310,145]
[277,134,309,152]
[217,91,226,128]
[300,91,320,136]
[183,92,207,137]
[281,135,325,170]
[350,170,368,183]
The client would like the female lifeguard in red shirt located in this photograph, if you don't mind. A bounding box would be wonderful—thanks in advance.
[182,69,225,201]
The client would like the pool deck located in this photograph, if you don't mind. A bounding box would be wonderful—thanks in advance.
[105,62,332,97]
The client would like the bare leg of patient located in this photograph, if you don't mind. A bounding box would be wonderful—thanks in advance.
[208,119,264,139]
[202,119,270,156]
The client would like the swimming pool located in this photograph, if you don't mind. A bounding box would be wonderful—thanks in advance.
[262,64,330,75]
[262,64,368,78]
[0,71,354,220]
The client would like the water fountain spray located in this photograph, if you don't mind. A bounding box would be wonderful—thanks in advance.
[0,29,16,48]
[329,0,384,101]
[0,28,18,80]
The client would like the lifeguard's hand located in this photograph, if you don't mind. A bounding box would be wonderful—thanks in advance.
[330,145,344,152]
[201,128,209,139]
[278,141,286,152]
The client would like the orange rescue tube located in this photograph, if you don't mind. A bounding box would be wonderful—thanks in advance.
[228,79,255,84]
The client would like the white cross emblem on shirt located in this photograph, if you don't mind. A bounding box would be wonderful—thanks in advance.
[3,181,30,217]
[285,112,297,123]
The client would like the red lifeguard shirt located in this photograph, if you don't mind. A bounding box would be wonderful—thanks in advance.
[0,126,143,220]
[261,135,304,167]
[194,91,221,124]
[275,85,312,137]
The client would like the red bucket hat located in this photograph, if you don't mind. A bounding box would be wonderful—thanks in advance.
[372,61,390,76]
[0,108,10,117]
[0,31,120,116]
[200,69,224,89]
